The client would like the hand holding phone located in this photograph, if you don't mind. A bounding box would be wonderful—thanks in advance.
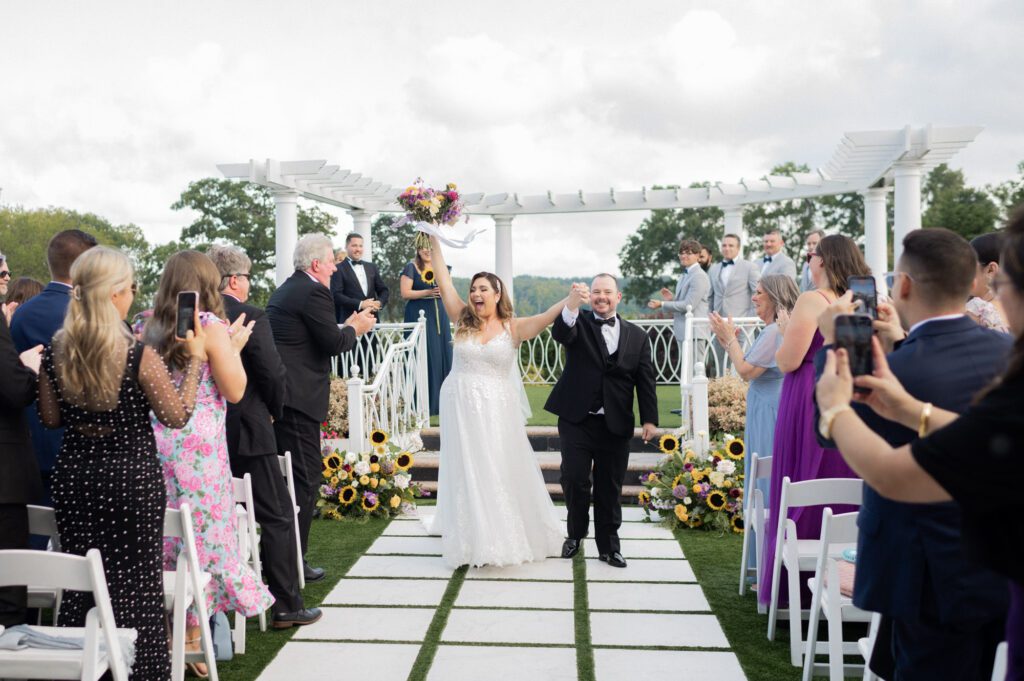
[175,291,199,341]
[847,275,878,320]
[834,314,874,393]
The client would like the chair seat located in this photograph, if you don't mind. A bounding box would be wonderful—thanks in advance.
[0,625,134,679]
[806,578,875,623]
[787,540,856,571]
[163,570,212,611]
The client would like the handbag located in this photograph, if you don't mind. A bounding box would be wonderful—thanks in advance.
[209,612,233,662]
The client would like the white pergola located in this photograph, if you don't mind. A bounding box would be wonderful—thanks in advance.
[219,124,982,297]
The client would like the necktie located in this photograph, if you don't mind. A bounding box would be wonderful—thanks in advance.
[722,260,735,267]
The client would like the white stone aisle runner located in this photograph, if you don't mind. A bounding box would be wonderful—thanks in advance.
[256,508,747,681]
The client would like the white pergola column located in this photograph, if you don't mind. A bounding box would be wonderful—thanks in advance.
[862,187,890,294]
[494,215,515,302]
[893,162,924,264]
[348,209,374,261]
[272,190,299,286]
[723,206,746,258]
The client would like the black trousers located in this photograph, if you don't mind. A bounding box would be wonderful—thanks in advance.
[229,454,304,615]
[0,503,29,626]
[274,408,322,559]
[869,612,1004,681]
[558,415,630,554]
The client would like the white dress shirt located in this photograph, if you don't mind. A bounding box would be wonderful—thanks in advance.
[561,305,619,414]
[349,261,369,296]
[719,261,735,287]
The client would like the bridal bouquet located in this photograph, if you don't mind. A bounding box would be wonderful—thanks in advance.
[395,178,483,250]
[318,430,423,520]
[637,433,746,533]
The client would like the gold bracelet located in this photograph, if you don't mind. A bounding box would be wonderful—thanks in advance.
[918,402,933,438]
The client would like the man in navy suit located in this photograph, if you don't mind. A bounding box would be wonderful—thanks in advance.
[330,232,389,323]
[10,230,96,519]
[816,228,1010,680]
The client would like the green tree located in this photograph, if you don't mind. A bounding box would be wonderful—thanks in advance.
[369,214,417,322]
[988,160,1024,221]
[743,162,820,255]
[922,164,999,240]
[170,179,338,306]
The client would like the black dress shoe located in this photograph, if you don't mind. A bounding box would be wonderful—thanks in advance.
[561,539,581,559]
[598,552,627,568]
[272,607,323,629]
[303,563,326,582]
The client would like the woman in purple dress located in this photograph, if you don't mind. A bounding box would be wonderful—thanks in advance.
[758,235,871,608]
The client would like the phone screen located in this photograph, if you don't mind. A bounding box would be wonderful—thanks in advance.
[176,291,198,339]
[848,276,877,319]
[834,314,874,389]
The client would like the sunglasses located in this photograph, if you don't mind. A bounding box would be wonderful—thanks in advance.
[221,272,251,281]
[0,271,11,280]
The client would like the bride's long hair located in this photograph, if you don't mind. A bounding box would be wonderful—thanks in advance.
[454,272,514,340]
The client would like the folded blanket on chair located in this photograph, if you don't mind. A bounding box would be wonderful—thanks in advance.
[0,623,136,669]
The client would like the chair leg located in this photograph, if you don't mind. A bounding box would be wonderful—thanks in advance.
[739,518,751,595]
[234,610,246,655]
[802,587,823,681]
[827,600,845,681]
[787,557,804,667]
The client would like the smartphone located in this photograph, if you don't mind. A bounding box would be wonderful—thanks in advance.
[175,291,199,340]
[834,314,873,392]
[848,275,877,319]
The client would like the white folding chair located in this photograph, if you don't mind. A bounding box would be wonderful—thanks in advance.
[231,472,266,650]
[858,612,882,681]
[802,509,874,681]
[739,453,771,598]
[278,451,305,589]
[0,548,134,681]
[26,504,63,624]
[767,476,863,667]
[163,503,218,681]
[992,641,1008,681]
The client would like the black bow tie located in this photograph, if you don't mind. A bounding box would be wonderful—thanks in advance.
[722,260,735,266]
[763,256,773,263]
[349,260,363,267]
[594,316,616,327]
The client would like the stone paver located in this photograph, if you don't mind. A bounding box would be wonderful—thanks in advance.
[467,558,574,581]
[257,642,420,680]
[584,538,684,559]
[429,645,578,681]
[323,577,449,607]
[347,554,453,579]
[586,557,696,582]
[366,535,443,555]
[291,606,435,642]
[455,579,574,610]
[587,581,710,612]
[593,649,746,680]
[590,612,729,648]
[382,519,431,536]
[442,608,575,645]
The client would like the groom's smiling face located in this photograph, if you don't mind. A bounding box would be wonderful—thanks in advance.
[590,275,621,319]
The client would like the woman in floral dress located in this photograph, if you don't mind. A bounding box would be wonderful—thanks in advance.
[144,250,272,670]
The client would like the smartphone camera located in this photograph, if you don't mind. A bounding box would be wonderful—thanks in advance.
[847,275,878,320]
[834,314,874,393]
[175,291,199,340]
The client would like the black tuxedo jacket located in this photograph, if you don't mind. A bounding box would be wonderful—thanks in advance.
[0,313,43,504]
[330,260,390,323]
[223,295,287,458]
[267,272,358,422]
[545,309,658,438]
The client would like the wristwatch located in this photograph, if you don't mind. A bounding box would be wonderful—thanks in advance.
[818,404,853,440]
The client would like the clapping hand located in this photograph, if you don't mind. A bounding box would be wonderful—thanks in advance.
[567,283,590,311]
[776,307,791,335]
[361,298,382,312]
[2,301,18,326]
[346,308,377,336]
[647,299,662,310]
[227,313,256,353]
[19,344,43,374]
[659,287,673,301]
[708,312,737,347]
[873,302,906,354]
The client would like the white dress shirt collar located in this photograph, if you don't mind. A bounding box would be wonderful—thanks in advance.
[908,313,965,337]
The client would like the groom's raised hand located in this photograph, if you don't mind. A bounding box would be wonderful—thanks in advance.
[567,283,590,311]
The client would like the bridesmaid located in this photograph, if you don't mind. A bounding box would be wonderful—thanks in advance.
[758,235,870,608]
[401,244,453,416]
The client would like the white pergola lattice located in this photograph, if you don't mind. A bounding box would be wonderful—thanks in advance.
[219,124,982,296]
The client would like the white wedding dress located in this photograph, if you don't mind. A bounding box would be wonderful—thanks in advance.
[422,325,564,567]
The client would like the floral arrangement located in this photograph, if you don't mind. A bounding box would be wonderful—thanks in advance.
[395,178,466,250]
[708,375,747,435]
[638,433,746,533]
[317,429,423,520]
[320,377,349,439]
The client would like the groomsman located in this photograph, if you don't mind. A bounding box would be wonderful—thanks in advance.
[697,245,713,272]
[268,234,375,583]
[707,234,759,374]
[800,229,824,292]
[647,239,710,342]
[330,233,389,323]
[759,229,797,281]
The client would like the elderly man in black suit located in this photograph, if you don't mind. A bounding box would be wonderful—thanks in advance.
[0,313,43,625]
[268,234,375,582]
[210,245,322,630]
[330,232,389,323]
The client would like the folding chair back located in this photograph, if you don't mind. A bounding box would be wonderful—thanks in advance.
[278,451,305,589]
[739,454,771,595]
[26,505,63,622]
[230,472,266,645]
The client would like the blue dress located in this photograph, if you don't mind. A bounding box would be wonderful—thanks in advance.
[402,262,453,416]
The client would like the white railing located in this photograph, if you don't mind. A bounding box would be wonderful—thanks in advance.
[332,320,425,380]
[342,313,429,452]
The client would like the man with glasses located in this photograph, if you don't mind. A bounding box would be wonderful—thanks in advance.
[800,229,825,292]
[1,253,13,324]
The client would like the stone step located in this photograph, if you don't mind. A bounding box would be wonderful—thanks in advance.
[416,479,647,501]
[419,426,668,454]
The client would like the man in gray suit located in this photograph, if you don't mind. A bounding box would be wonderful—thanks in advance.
[759,229,798,281]
[647,239,710,342]
[800,229,825,292]
[707,234,759,374]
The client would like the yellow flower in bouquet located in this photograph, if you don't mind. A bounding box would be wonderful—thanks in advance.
[658,434,680,454]
[674,504,689,522]
[330,475,339,486]
[731,515,744,533]
[706,490,727,511]
[637,491,651,506]
[370,463,381,473]
[370,478,379,489]
[421,268,436,284]
[671,474,683,489]
[360,475,370,486]
[396,452,414,471]
[362,495,380,511]
[338,470,349,481]
[691,469,705,483]
[340,486,357,505]
[389,495,402,509]
[725,438,745,460]
[370,430,389,446]
[691,483,702,494]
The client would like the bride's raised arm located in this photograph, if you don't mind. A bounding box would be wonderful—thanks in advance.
[512,283,586,344]
[428,235,466,321]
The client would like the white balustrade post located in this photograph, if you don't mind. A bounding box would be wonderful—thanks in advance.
[415,311,430,426]
[723,207,746,259]
[691,362,710,455]
[494,215,515,303]
[272,190,299,287]
[893,162,923,265]
[348,209,374,262]
[862,187,890,295]
[347,366,365,452]
[680,306,694,435]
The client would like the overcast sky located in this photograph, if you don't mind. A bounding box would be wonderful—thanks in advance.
[2,0,1021,278]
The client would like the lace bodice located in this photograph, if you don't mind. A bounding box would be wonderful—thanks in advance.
[451,327,517,379]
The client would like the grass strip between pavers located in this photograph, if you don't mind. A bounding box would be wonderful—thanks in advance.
[407,564,467,681]
[573,552,596,681]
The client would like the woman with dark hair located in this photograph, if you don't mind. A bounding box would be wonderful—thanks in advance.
[5,277,44,307]
[758,234,871,608]
[818,209,1024,680]
[400,244,452,415]
[967,231,1010,333]
[144,250,272,675]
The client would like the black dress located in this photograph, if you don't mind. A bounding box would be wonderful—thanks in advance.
[40,341,200,681]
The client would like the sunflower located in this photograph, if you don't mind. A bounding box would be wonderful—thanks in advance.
[370,430,389,446]
[658,433,680,454]
[726,438,745,460]
[637,491,651,506]
[421,268,436,284]
[687,517,703,529]
[322,453,342,474]
[731,515,745,533]
[691,469,705,483]
[339,486,357,505]
[395,452,414,471]
[706,490,727,511]
[362,494,380,512]
[674,504,689,522]
[671,474,684,489]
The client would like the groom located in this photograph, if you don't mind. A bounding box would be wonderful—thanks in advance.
[546,275,658,568]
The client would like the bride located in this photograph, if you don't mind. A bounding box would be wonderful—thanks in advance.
[422,235,575,567]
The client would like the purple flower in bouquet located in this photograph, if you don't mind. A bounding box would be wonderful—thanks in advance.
[683,462,694,471]
[672,485,687,499]
[364,491,378,506]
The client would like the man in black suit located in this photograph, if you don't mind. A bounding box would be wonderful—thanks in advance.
[0,313,43,625]
[268,234,375,582]
[330,232,389,323]
[210,245,322,630]
[815,228,1010,680]
[545,275,658,568]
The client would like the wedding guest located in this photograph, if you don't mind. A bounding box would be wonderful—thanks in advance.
[800,229,825,292]
[967,231,1010,333]
[6,277,45,308]
[334,247,347,265]
[698,245,713,272]
[209,245,321,630]
[400,243,452,416]
[38,246,205,680]
[758,234,868,610]
[647,239,710,343]
[759,229,798,281]
[11,230,96,523]
[144,250,273,669]
[268,234,375,582]
[330,232,389,323]
[816,207,1024,681]
[0,253,12,323]
[707,234,759,373]
[816,228,1011,680]
[0,312,42,627]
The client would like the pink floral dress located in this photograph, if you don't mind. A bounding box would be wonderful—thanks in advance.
[153,313,274,624]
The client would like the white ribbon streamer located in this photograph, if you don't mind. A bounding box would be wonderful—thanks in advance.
[410,220,488,249]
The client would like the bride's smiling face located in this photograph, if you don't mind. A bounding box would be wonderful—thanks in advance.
[469,276,500,318]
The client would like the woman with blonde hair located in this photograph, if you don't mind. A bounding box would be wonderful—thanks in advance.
[38,246,206,680]
[144,250,272,674]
